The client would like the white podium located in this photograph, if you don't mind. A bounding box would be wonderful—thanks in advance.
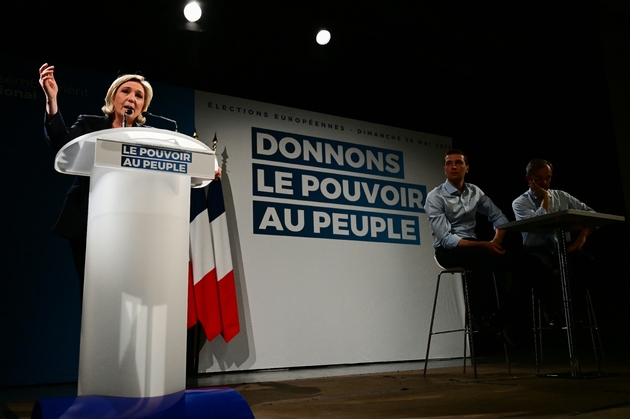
[55,128,217,398]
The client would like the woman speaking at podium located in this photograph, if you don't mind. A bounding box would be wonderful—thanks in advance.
[39,63,154,299]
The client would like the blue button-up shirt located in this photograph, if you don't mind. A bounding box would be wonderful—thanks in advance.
[426,180,510,249]
[512,189,595,247]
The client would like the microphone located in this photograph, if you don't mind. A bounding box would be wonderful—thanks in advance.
[122,108,133,127]
[144,111,179,132]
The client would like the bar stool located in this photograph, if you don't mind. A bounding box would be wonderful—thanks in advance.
[531,285,605,373]
[423,256,511,378]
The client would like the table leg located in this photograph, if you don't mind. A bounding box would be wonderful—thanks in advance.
[556,228,580,377]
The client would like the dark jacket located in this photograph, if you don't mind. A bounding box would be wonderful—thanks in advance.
[44,112,143,239]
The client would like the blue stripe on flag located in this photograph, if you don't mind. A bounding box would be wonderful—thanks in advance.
[206,179,225,223]
[190,188,207,222]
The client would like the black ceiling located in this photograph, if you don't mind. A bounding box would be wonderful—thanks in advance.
[5,1,622,133]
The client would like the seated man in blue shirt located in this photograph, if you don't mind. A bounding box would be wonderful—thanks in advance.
[512,158,597,323]
[426,149,518,337]
[512,158,595,265]
[426,149,509,272]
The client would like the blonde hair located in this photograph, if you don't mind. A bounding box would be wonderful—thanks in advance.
[101,74,153,124]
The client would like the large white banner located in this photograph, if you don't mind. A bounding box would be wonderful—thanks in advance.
[194,92,465,373]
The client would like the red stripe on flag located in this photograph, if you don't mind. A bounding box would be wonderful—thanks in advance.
[194,268,222,341]
[217,270,239,342]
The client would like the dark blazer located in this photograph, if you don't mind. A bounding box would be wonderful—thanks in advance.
[44,112,143,239]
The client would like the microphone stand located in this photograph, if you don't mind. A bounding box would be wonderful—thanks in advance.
[144,111,179,132]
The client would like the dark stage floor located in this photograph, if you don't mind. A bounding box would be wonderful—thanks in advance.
[3,337,630,419]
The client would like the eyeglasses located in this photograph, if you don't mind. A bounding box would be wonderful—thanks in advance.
[532,175,552,182]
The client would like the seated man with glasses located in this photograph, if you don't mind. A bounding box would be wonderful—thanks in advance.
[512,158,597,325]
[513,159,595,254]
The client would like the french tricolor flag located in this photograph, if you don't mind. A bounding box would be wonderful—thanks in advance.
[206,179,240,342]
[187,179,239,342]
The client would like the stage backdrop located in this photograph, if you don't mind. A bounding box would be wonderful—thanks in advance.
[1,55,463,386]
[193,92,462,373]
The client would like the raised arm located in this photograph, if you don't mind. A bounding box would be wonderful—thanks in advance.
[39,63,59,121]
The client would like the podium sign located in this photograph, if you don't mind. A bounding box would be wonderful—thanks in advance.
[55,128,216,398]
[94,139,217,183]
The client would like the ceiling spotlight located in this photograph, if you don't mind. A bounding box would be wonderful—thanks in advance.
[184,1,202,23]
[316,29,331,45]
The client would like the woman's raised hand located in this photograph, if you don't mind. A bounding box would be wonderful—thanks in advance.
[39,63,59,118]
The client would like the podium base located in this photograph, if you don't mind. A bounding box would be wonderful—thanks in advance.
[31,388,254,419]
